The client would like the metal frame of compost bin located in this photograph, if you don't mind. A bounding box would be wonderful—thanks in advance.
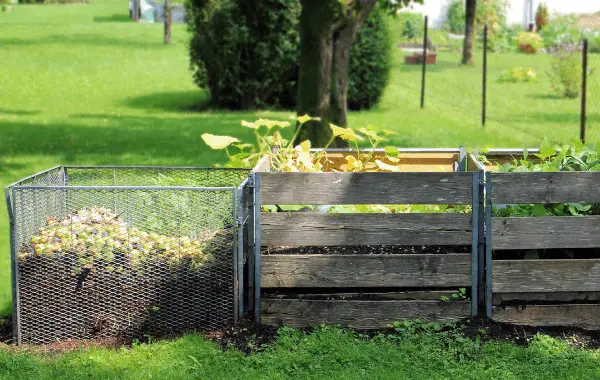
[6,166,250,344]
[249,148,480,326]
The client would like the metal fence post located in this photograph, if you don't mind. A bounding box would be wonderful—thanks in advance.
[581,39,588,144]
[420,15,428,109]
[458,146,466,172]
[482,24,488,128]
[5,187,20,344]
[247,175,255,314]
[477,170,485,307]
[485,172,493,318]
[471,173,479,316]
[232,188,239,324]
[252,173,262,324]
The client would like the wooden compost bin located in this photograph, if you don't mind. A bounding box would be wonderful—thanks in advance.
[483,150,600,329]
[249,149,480,329]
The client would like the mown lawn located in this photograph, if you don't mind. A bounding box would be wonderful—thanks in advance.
[1,326,599,380]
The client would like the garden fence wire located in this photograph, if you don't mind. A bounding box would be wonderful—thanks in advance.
[5,166,250,345]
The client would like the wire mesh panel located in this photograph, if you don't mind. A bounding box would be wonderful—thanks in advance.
[6,167,249,345]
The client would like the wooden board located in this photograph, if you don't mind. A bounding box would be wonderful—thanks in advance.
[261,299,471,329]
[265,291,460,301]
[261,254,472,288]
[492,259,600,293]
[252,155,271,173]
[493,291,600,304]
[491,216,600,249]
[491,172,600,204]
[492,305,600,330]
[259,172,474,205]
[320,152,458,173]
[262,213,473,246]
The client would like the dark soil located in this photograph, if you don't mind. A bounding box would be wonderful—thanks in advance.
[262,245,470,255]
[2,316,599,354]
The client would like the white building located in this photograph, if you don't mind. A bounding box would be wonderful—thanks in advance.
[402,0,600,30]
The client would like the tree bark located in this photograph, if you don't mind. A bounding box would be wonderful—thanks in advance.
[462,0,476,65]
[164,0,172,44]
[296,0,339,147]
[296,0,375,147]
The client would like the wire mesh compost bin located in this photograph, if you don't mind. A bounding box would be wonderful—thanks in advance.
[5,166,250,345]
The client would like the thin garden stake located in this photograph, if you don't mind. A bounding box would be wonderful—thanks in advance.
[581,39,588,143]
[420,15,428,109]
[482,24,488,128]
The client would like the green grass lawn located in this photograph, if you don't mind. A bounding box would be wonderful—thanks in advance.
[1,326,599,380]
[1,3,600,375]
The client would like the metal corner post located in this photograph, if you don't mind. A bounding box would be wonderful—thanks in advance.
[246,175,255,313]
[458,146,467,172]
[232,188,239,324]
[252,173,262,324]
[236,184,246,319]
[485,172,493,318]
[6,187,20,344]
[477,170,485,307]
[471,172,479,316]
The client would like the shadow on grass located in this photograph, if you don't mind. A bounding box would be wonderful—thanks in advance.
[0,34,166,49]
[530,93,572,100]
[124,91,212,113]
[399,58,465,73]
[93,14,131,23]
[0,108,40,116]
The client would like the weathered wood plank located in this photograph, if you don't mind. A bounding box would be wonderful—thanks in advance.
[491,172,600,204]
[492,305,600,330]
[261,254,472,288]
[251,155,271,173]
[493,292,600,304]
[260,172,474,205]
[492,259,600,293]
[492,216,600,249]
[261,299,471,329]
[320,153,458,173]
[265,291,459,301]
[262,213,473,246]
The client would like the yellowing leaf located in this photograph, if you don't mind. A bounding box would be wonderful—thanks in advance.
[375,159,401,172]
[359,127,383,142]
[295,140,311,152]
[382,129,396,136]
[201,134,240,150]
[345,155,362,171]
[276,121,291,128]
[241,120,259,129]
[330,124,360,142]
[297,114,321,124]
[255,118,278,129]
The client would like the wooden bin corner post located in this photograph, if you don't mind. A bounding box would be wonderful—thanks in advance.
[486,163,600,329]
[248,155,270,324]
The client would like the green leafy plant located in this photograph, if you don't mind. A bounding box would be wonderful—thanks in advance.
[446,0,465,34]
[549,45,588,99]
[540,15,581,49]
[401,12,424,42]
[497,67,538,83]
[492,143,600,217]
[440,288,467,301]
[535,2,550,31]
[486,25,520,52]
[517,32,544,53]
[476,0,508,35]
[201,116,402,173]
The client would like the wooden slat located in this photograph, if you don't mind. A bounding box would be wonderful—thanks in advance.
[268,291,459,301]
[320,153,458,173]
[492,216,600,249]
[492,305,600,330]
[261,299,471,329]
[493,292,600,304]
[493,259,600,293]
[251,155,271,173]
[260,172,474,205]
[262,213,473,246]
[491,172,600,204]
[261,254,472,288]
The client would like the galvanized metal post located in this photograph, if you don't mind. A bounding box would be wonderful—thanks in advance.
[253,173,262,324]
[485,172,493,318]
[471,173,479,316]
[232,188,239,323]
[6,187,20,344]
[458,146,467,172]
[236,183,247,318]
[477,170,485,307]
[247,175,255,313]
[420,15,428,109]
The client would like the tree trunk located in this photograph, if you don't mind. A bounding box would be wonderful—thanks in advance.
[132,0,140,22]
[296,0,375,147]
[462,0,476,65]
[164,0,172,45]
[295,0,339,147]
